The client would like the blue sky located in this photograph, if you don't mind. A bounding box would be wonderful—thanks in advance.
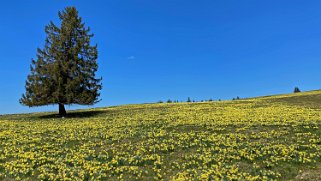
[1,0,321,114]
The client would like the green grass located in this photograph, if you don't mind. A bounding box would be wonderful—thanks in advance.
[253,89,321,108]
[1,90,321,180]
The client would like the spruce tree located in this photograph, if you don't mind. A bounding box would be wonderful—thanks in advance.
[20,7,102,116]
[294,87,301,93]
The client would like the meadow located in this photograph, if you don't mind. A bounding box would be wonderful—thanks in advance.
[1,91,321,180]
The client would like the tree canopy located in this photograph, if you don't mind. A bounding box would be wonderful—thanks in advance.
[20,7,102,115]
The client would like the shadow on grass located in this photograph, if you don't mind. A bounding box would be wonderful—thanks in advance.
[38,110,108,119]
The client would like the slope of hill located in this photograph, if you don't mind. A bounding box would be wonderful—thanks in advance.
[1,90,321,180]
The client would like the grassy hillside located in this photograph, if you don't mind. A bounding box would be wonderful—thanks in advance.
[1,90,321,180]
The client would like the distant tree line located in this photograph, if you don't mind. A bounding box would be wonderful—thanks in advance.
[157,97,221,104]
[158,87,302,104]
[232,96,241,100]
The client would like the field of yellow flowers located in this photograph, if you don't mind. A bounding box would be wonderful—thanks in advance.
[1,91,321,180]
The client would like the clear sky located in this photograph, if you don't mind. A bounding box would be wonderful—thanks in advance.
[1,0,321,114]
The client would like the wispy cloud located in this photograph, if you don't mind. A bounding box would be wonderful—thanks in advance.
[127,56,135,60]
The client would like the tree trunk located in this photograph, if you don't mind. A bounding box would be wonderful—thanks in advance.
[59,103,66,116]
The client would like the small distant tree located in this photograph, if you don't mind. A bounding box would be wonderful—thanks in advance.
[167,99,172,103]
[187,97,191,102]
[158,100,163,103]
[294,87,301,93]
[209,98,213,102]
